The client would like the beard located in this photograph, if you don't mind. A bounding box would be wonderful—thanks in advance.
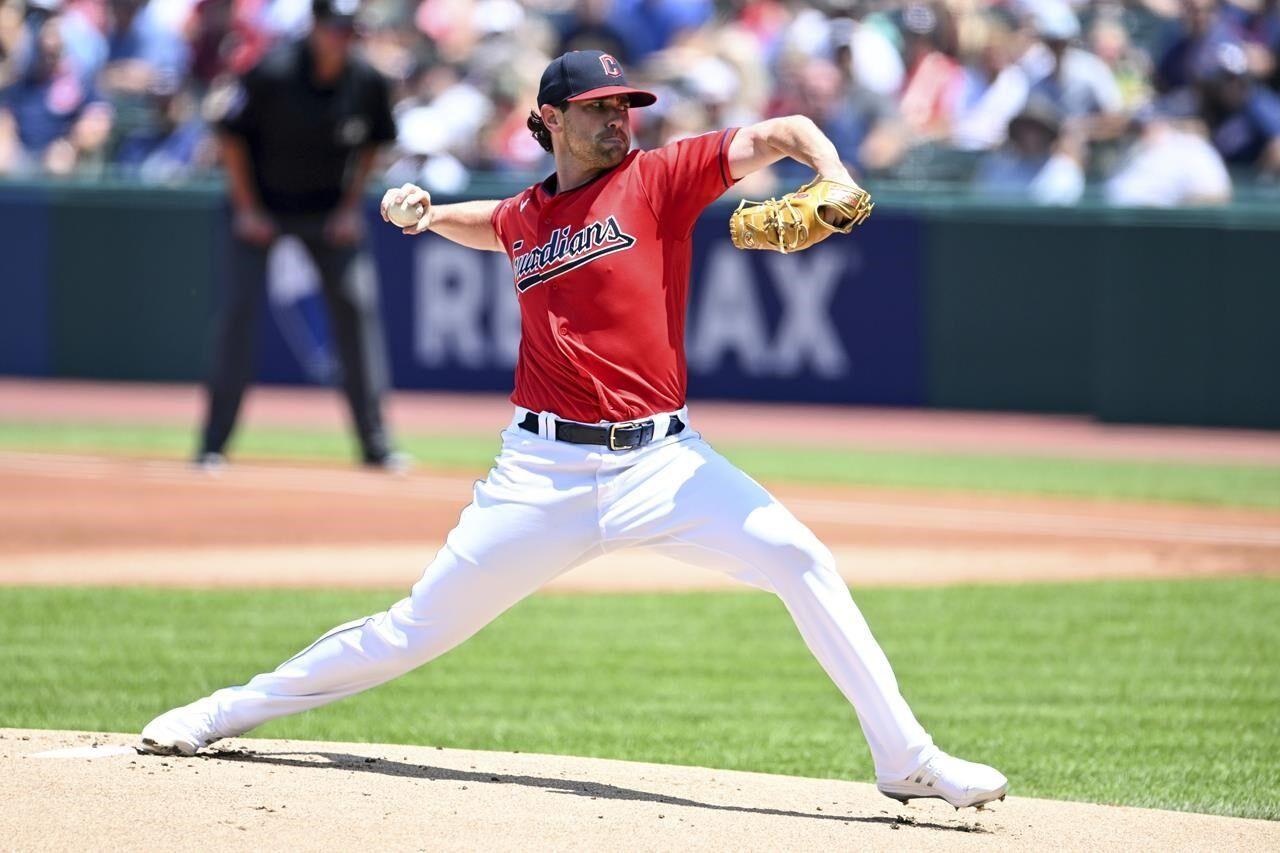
[563,126,629,170]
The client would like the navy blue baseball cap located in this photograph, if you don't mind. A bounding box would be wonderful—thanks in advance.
[537,50,657,108]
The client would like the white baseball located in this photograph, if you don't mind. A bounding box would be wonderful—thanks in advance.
[388,199,425,229]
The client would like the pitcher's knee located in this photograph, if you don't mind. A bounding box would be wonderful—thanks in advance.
[758,539,842,595]
[394,594,486,655]
[402,567,515,654]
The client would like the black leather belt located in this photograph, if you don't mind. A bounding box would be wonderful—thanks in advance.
[518,412,686,451]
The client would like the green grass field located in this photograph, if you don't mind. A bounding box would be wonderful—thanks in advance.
[3,419,1278,507]
[3,579,1277,820]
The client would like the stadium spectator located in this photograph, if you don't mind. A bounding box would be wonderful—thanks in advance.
[734,0,792,60]
[389,59,491,190]
[98,0,190,96]
[972,94,1085,204]
[828,38,908,175]
[1222,0,1280,90]
[112,74,212,180]
[898,1,964,138]
[0,8,112,174]
[767,52,902,179]
[183,0,271,88]
[1088,9,1152,110]
[624,0,715,60]
[823,6,904,99]
[556,0,635,63]
[58,0,111,85]
[0,0,28,88]
[81,0,192,173]
[1154,0,1236,94]
[1024,1,1127,139]
[1106,101,1231,205]
[949,10,1032,150]
[472,50,558,172]
[1196,39,1280,171]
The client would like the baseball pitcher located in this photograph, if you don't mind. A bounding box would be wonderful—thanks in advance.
[141,50,1007,810]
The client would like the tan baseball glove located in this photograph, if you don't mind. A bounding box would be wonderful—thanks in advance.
[729,178,874,253]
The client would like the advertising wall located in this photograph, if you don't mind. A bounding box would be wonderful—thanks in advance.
[0,188,52,377]
[253,207,926,407]
[3,184,1278,428]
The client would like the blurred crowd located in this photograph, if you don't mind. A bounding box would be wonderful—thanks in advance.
[3,0,1280,205]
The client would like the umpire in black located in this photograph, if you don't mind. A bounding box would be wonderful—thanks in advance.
[198,0,403,470]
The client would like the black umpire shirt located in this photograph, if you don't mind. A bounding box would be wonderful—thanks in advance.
[217,39,396,216]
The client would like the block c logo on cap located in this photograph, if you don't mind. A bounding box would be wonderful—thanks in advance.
[599,54,622,77]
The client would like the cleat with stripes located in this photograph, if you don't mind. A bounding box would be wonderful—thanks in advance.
[876,752,1008,810]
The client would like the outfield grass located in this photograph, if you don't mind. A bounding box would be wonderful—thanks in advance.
[2,578,1276,819]
[2,420,1278,508]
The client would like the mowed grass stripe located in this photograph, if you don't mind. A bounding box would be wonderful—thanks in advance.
[1,579,1276,819]
[0,420,1277,508]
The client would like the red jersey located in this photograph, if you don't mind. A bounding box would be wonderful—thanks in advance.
[491,127,740,423]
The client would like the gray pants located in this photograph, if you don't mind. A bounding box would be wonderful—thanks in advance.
[199,215,392,463]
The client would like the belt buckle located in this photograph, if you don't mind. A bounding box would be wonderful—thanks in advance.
[608,421,641,451]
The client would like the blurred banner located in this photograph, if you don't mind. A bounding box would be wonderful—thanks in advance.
[268,209,926,406]
[3,185,1278,428]
[0,188,52,377]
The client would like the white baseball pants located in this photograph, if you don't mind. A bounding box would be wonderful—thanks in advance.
[206,409,938,781]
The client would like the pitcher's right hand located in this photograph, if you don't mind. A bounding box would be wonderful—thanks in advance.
[380,183,433,234]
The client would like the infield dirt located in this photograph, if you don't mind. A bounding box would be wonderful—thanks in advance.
[4,728,1277,852]
[1,451,1277,591]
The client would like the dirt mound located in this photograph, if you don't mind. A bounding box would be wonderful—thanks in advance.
[4,729,1275,851]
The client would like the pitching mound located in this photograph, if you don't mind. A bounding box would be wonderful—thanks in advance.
[4,729,1275,851]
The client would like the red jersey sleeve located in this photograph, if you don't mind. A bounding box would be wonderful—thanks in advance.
[490,194,519,252]
[635,127,739,238]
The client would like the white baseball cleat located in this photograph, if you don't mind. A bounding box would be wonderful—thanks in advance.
[138,697,227,756]
[877,752,1008,809]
